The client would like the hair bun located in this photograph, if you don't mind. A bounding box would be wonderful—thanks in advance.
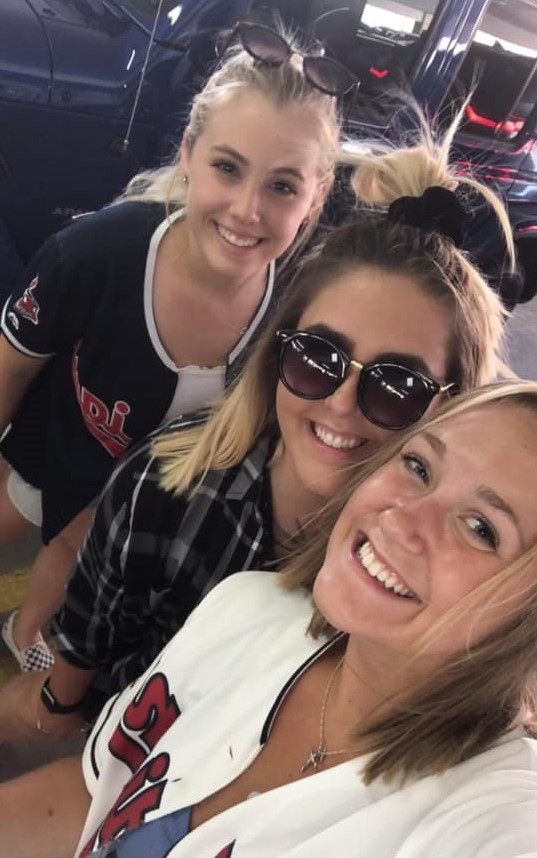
[387,186,466,247]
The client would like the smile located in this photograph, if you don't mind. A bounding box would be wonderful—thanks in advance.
[313,423,362,450]
[216,224,261,248]
[357,540,416,599]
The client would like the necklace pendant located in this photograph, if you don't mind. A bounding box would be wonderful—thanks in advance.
[300,745,327,773]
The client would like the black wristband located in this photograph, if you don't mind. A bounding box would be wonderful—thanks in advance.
[40,677,85,715]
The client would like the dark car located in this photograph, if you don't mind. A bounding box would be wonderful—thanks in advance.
[1,0,537,305]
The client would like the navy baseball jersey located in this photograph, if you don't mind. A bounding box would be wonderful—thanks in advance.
[0,202,274,540]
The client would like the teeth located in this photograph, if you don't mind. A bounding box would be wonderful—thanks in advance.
[217,224,260,247]
[314,424,361,450]
[357,541,415,599]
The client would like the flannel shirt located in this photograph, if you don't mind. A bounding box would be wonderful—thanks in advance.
[51,414,276,710]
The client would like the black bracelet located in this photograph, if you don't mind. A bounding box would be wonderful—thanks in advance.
[40,677,86,715]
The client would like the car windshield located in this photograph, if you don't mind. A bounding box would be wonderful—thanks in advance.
[445,0,537,142]
[269,0,442,128]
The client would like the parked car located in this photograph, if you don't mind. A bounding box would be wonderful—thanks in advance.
[1,0,536,306]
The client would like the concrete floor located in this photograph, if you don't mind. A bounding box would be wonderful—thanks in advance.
[0,292,535,783]
[0,526,40,575]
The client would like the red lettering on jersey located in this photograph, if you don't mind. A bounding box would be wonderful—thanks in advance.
[81,674,181,855]
[214,843,236,857]
[72,346,133,457]
[80,754,170,856]
[109,673,181,774]
[13,275,40,325]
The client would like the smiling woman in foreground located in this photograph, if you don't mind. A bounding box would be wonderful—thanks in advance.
[2,380,537,858]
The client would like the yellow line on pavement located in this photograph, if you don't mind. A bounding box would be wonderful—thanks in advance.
[0,660,18,687]
[0,567,28,614]
[0,569,27,686]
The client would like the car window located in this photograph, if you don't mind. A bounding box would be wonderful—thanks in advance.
[447,0,537,141]
[247,1,441,127]
[314,1,439,96]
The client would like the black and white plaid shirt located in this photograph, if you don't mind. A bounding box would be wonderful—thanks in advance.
[51,414,275,710]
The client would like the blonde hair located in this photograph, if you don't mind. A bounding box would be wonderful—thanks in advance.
[113,38,340,262]
[155,102,510,495]
[340,101,515,264]
[279,381,537,783]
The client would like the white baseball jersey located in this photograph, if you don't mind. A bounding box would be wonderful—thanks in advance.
[77,572,537,858]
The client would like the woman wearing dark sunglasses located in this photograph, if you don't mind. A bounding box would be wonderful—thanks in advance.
[0,101,512,744]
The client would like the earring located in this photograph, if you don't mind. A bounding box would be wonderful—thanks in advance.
[183,174,189,186]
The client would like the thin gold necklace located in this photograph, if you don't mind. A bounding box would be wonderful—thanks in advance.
[300,656,353,773]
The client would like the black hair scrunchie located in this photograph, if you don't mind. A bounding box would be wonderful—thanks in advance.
[387,186,466,247]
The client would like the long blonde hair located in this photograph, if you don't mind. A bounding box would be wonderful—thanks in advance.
[280,381,537,783]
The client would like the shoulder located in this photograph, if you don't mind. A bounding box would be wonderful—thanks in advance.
[88,572,314,729]
[101,431,160,490]
[54,202,168,258]
[402,733,537,857]
[119,409,208,468]
[447,730,537,786]
[150,410,209,440]
[0,206,170,352]
[185,570,310,626]
[65,201,167,234]
[94,411,218,529]
[147,573,314,688]
[105,411,209,496]
[81,572,318,834]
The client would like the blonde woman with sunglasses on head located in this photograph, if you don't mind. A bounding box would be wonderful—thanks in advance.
[0,23,353,672]
[2,381,537,857]
[0,104,512,743]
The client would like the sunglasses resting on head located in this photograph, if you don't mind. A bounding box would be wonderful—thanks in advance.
[218,21,358,97]
[277,329,455,430]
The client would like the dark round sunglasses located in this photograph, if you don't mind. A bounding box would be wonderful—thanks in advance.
[219,22,357,97]
[277,330,455,431]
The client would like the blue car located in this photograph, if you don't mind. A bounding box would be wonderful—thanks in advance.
[1,0,536,306]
